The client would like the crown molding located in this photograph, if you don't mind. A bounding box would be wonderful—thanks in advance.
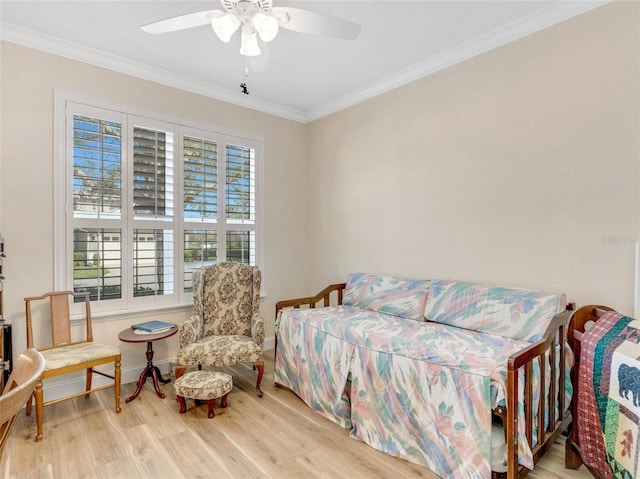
[1,1,611,124]
[0,22,307,123]
[305,0,612,122]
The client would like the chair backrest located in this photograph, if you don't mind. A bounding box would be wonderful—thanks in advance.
[25,291,93,349]
[0,348,45,457]
[193,261,261,337]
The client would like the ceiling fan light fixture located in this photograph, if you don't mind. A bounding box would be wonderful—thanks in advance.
[252,12,279,42]
[141,1,362,62]
[211,13,241,43]
[240,30,261,56]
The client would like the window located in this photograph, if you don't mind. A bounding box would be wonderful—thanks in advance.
[56,97,262,314]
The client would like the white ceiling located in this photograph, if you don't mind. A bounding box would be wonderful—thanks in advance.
[0,0,610,123]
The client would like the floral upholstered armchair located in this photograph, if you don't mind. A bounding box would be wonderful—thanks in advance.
[176,261,265,396]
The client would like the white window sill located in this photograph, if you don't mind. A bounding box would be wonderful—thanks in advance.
[72,303,193,323]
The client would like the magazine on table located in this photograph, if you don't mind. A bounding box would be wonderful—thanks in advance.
[131,320,174,334]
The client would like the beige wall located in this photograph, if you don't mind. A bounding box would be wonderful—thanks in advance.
[0,1,639,391]
[307,1,640,312]
[0,41,309,384]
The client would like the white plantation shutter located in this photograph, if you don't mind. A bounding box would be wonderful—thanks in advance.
[72,228,123,301]
[180,135,257,291]
[57,97,262,314]
[183,230,217,292]
[183,135,219,292]
[131,122,175,299]
[226,143,255,223]
[133,127,169,217]
[226,230,255,264]
[73,115,122,217]
[224,143,256,264]
[72,114,123,302]
[133,229,174,297]
[183,136,217,221]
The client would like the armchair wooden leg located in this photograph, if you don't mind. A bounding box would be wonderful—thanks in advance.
[35,379,44,442]
[254,362,264,397]
[175,364,188,380]
[114,360,122,413]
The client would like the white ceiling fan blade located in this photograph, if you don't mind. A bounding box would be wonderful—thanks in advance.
[141,10,223,34]
[272,7,361,40]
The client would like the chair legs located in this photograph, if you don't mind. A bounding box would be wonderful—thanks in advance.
[34,379,44,442]
[28,360,122,441]
[85,363,121,412]
[114,360,121,413]
[85,367,93,399]
[177,393,229,418]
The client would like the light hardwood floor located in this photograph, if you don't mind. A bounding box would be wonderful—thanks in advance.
[1,352,593,479]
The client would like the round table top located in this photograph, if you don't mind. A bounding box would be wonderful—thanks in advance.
[118,324,178,343]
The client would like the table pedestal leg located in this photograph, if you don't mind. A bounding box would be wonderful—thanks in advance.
[125,340,171,403]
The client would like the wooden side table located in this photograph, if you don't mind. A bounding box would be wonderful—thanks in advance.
[118,324,178,403]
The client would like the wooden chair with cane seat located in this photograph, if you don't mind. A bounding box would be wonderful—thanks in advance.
[0,348,45,458]
[24,291,121,441]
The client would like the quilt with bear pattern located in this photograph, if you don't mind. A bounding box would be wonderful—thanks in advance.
[578,311,640,479]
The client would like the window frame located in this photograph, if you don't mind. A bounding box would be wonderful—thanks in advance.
[54,91,264,318]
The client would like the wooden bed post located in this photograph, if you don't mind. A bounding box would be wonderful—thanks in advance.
[565,304,614,472]
[274,283,347,360]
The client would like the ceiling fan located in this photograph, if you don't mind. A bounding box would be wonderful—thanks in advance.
[141,0,361,57]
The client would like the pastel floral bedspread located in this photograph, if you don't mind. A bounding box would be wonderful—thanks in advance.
[275,305,544,478]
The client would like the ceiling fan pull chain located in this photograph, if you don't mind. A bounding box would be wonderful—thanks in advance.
[240,56,250,95]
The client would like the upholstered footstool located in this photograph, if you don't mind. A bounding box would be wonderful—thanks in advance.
[174,371,232,418]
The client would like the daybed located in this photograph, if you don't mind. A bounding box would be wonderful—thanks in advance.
[274,274,573,479]
[565,305,640,479]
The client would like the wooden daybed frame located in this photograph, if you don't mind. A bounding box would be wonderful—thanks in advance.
[275,283,574,479]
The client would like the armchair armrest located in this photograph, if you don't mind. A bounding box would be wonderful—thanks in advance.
[179,314,203,348]
[251,312,265,349]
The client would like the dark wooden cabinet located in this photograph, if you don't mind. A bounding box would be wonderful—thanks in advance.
[0,235,11,390]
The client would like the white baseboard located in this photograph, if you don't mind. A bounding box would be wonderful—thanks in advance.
[40,335,276,403]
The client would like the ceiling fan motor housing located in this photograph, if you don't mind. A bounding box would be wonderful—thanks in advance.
[222,0,273,18]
